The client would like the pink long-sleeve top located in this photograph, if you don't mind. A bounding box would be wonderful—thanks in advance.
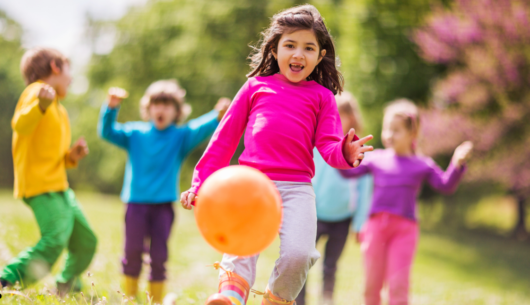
[340,149,466,221]
[190,74,354,194]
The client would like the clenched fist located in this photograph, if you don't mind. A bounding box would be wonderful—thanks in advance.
[38,84,56,113]
[214,97,231,121]
[107,87,129,109]
[69,137,89,163]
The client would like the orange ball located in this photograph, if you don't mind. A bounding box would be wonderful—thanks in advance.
[195,165,282,256]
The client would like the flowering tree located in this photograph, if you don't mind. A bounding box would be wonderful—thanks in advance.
[413,0,530,238]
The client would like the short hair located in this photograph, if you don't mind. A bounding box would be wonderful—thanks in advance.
[20,47,69,85]
[139,79,191,123]
[336,91,363,132]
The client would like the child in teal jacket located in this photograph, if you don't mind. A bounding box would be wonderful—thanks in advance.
[296,91,372,305]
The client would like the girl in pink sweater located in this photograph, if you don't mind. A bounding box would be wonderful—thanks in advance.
[180,5,373,305]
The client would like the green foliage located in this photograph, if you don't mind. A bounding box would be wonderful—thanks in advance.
[0,11,24,188]
[0,0,444,195]
[70,0,441,194]
[332,0,444,144]
[74,0,327,193]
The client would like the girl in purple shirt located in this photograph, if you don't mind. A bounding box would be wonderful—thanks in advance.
[180,5,373,305]
[341,99,473,305]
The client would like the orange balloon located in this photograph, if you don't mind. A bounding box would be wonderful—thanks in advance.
[195,165,282,256]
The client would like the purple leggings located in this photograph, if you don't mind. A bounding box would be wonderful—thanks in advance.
[123,203,174,281]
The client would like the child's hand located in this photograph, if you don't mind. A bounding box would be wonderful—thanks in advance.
[215,97,231,121]
[69,137,89,163]
[343,128,374,167]
[107,87,129,108]
[452,141,473,168]
[180,190,196,210]
[37,84,56,113]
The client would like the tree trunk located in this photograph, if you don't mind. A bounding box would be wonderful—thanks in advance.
[512,194,529,240]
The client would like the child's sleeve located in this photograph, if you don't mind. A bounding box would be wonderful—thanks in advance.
[189,81,252,195]
[63,114,78,169]
[97,103,130,149]
[339,163,371,178]
[315,92,354,170]
[339,151,374,178]
[180,110,220,157]
[11,88,44,135]
[352,174,373,232]
[425,158,466,194]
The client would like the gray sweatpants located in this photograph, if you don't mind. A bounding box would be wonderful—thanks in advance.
[219,181,321,301]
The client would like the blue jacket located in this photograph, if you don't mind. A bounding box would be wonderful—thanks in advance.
[98,104,219,204]
[313,149,373,232]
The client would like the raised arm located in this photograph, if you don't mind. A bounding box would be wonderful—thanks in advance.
[97,104,130,149]
[97,88,130,149]
[12,84,55,135]
[425,159,466,195]
[181,98,231,156]
[181,110,219,155]
[186,82,252,199]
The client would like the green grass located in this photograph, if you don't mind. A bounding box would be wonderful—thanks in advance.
[1,190,530,304]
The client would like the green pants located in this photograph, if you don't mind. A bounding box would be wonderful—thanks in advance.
[1,189,97,287]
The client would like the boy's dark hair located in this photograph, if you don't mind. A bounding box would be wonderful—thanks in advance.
[247,4,344,94]
[20,47,69,85]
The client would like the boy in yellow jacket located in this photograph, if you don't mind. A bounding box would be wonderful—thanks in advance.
[0,47,97,295]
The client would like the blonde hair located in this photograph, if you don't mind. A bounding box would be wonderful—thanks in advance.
[384,98,421,152]
[336,91,363,132]
[140,79,191,123]
[20,47,69,85]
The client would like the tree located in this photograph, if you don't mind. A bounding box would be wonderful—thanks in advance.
[72,0,443,194]
[0,11,24,188]
[413,0,530,238]
[74,0,307,193]
[333,0,444,144]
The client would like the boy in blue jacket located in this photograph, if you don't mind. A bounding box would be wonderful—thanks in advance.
[98,80,229,304]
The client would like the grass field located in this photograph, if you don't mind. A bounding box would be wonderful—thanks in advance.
[1,190,530,304]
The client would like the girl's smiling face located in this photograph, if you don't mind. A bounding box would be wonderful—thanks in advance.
[272,29,326,83]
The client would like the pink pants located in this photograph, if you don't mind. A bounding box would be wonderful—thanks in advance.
[361,212,419,305]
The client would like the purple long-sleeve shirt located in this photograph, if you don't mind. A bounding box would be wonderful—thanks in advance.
[190,74,354,194]
[340,149,466,221]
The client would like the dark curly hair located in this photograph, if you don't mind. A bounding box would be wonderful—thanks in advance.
[247,4,344,94]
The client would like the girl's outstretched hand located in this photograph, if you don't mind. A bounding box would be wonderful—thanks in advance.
[452,141,473,169]
[180,190,196,210]
[107,87,129,108]
[215,97,231,121]
[343,128,374,167]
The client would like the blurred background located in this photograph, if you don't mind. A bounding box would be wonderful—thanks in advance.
[0,0,529,303]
